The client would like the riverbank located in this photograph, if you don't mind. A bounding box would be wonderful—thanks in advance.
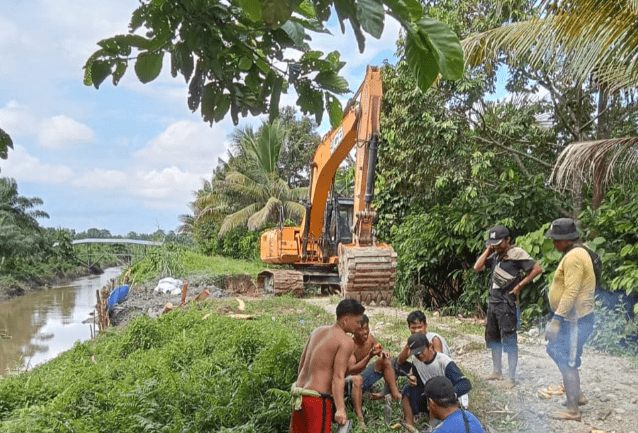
[0,263,119,305]
[2,293,636,432]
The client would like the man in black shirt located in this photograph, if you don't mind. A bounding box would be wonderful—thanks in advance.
[474,225,542,388]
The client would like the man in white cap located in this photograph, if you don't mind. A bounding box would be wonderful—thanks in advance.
[474,224,542,388]
[544,218,596,421]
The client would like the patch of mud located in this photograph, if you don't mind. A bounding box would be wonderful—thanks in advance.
[304,298,638,433]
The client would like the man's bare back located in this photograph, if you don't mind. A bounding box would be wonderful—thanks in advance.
[296,324,355,394]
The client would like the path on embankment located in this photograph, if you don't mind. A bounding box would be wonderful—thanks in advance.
[305,297,638,433]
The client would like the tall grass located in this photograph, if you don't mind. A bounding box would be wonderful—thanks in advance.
[0,297,326,432]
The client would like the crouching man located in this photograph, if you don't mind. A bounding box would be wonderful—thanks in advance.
[399,334,471,428]
[345,314,402,425]
[425,376,484,432]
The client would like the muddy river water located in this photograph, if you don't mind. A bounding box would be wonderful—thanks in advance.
[0,267,123,375]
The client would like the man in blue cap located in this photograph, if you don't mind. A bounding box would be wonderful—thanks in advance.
[424,376,484,432]
[473,225,542,388]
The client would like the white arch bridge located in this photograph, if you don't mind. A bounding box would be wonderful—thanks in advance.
[55,238,163,268]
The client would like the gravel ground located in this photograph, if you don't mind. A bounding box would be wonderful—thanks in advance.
[109,281,230,327]
[305,298,638,433]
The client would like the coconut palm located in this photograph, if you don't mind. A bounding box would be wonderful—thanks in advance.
[0,127,12,161]
[197,119,308,235]
[463,0,638,209]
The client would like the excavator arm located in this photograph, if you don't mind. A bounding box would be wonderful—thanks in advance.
[301,65,383,247]
[259,66,396,304]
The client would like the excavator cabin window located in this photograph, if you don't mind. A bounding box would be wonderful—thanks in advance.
[326,197,354,250]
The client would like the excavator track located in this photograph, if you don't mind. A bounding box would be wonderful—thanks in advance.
[338,243,397,305]
[257,269,304,297]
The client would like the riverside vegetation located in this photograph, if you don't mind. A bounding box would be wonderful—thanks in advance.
[1,250,636,433]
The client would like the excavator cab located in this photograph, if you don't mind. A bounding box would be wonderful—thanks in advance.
[324,196,354,255]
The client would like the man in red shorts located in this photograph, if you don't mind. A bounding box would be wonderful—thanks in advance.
[290,299,365,432]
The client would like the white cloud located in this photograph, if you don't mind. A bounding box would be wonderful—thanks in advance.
[71,168,128,189]
[134,119,232,173]
[38,115,96,149]
[1,145,73,183]
[0,101,37,137]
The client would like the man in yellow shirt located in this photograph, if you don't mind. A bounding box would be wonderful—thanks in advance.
[544,218,596,421]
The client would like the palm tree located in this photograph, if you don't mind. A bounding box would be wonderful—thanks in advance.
[0,127,12,161]
[0,177,49,268]
[463,0,638,210]
[197,119,307,235]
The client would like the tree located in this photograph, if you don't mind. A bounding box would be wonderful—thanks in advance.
[277,106,320,188]
[83,0,464,127]
[0,127,12,163]
[0,177,49,269]
[463,0,638,210]
[196,119,307,235]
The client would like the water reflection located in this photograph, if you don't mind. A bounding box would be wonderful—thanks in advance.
[0,267,123,374]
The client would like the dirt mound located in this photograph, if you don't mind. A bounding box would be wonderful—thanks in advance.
[109,282,230,327]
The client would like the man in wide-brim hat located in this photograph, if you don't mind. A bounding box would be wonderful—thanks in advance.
[544,218,596,421]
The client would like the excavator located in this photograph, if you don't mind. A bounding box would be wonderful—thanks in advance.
[257,66,396,304]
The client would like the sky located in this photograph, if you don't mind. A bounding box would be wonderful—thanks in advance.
[0,0,403,236]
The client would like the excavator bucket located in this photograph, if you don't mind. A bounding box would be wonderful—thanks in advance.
[338,243,397,305]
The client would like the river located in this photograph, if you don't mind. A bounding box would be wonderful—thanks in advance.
[0,266,123,375]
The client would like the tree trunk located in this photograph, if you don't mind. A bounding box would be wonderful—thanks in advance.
[592,83,610,209]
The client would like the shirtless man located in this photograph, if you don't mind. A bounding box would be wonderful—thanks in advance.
[346,314,402,424]
[290,299,365,432]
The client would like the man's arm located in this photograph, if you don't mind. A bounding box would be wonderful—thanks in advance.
[474,245,494,272]
[431,335,444,354]
[349,336,382,375]
[332,338,355,425]
[396,343,411,365]
[509,262,542,295]
[444,361,472,397]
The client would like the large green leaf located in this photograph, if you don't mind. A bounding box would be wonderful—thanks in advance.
[383,0,423,22]
[238,0,262,22]
[281,21,308,47]
[135,52,164,83]
[269,77,284,123]
[315,71,349,93]
[90,60,112,89]
[325,94,343,129]
[0,127,13,160]
[404,29,439,91]
[356,0,384,39]
[414,18,464,81]
[262,0,292,27]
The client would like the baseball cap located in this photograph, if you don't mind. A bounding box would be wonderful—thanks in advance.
[485,225,510,246]
[407,333,429,356]
[545,218,580,240]
[423,376,457,401]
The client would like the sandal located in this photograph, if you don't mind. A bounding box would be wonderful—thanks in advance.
[550,411,581,421]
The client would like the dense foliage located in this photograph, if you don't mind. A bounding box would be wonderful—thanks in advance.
[84,0,463,127]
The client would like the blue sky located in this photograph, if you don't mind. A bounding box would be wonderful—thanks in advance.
[0,1,402,236]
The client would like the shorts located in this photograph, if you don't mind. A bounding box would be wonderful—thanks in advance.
[402,383,427,416]
[345,364,383,396]
[547,313,594,369]
[486,303,518,353]
[290,394,334,433]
